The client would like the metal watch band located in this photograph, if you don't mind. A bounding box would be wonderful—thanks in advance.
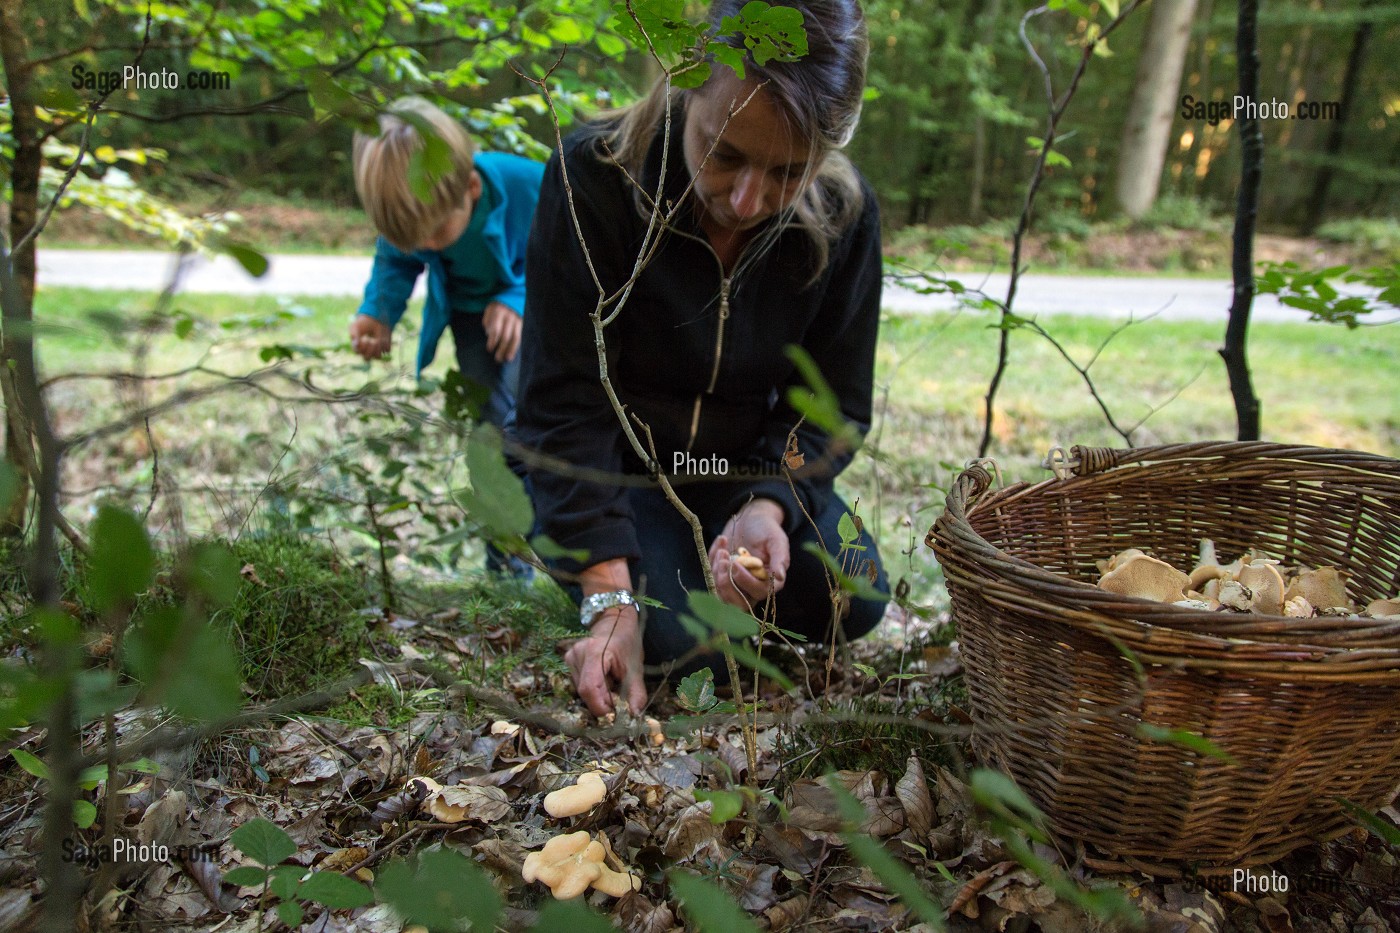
[579,590,638,629]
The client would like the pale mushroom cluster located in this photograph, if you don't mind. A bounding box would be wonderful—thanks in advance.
[521,830,640,899]
[1095,540,1400,617]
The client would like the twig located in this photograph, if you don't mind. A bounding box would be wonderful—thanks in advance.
[977,0,1147,457]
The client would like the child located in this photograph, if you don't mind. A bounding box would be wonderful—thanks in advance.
[350,97,544,430]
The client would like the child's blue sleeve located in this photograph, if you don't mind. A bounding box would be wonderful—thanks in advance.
[357,237,423,329]
[485,155,546,317]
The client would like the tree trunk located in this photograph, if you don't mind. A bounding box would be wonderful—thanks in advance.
[0,0,40,536]
[1115,0,1200,219]
[968,0,1004,221]
[1301,1,1374,234]
[1221,0,1262,441]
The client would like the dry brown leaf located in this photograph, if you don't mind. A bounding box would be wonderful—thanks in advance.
[426,784,513,824]
[950,860,1017,917]
[319,847,370,873]
[736,862,781,912]
[135,789,190,848]
[764,894,809,931]
[0,889,34,930]
[474,838,530,881]
[860,796,905,838]
[982,868,1055,915]
[662,801,724,862]
[656,755,702,790]
[895,755,933,839]
[1256,897,1294,933]
[615,895,676,933]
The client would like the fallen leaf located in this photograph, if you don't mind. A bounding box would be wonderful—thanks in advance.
[1256,896,1294,933]
[319,847,370,873]
[764,894,809,931]
[737,862,781,912]
[662,801,725,862]
[895,755,933,839]
[426,784,513,824]
[240,563,266,586]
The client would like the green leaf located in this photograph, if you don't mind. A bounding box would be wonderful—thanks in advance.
[1100,0,1120,17]
[186,542,243,608]
[457,424,534,540]
[783,345,861,451]
[78,764,108,791]
[120,757,162,775]
[402,117,455,206]
[89,506,154,613]
[685,591,759,639]
[376,846,501,932]
[223,865,271,887]
[969,769,1049,842]
[532,900,619,933]
[724,640,794,691]
[297,870,374,908]
[676,669,718,713]
[1137,724,1236,764]
[694,789,745,824]
[1337,797,1400,847]
[276,901,304,929]
[837,511,858,547]
[801,543,886,602]
[230,818,297,868]
[269,863,306,900]
[73,800,98,829]
[218,240,269,278]
[670,871,761,933]
[10,748,50,781]
[827,779,948,929]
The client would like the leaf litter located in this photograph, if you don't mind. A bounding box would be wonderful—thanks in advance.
[0,608,1396,931]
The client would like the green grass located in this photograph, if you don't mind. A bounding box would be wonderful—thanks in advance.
[27,283,1400,618]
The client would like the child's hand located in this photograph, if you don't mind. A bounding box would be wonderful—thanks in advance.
[349,315,391,360]
[482,301,522,364]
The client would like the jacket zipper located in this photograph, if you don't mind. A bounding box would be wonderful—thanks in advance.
[677,227,766,452]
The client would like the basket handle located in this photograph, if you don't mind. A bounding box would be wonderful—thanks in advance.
[1064,441,1400,478]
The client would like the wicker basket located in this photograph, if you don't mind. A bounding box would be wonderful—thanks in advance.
[927,442,1400,869]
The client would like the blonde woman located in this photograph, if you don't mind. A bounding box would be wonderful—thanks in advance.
[516,0,887,715]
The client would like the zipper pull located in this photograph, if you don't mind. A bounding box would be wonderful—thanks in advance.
[719,278,731,319]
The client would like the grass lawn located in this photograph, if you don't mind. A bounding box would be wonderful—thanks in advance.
[30,284,1400,608]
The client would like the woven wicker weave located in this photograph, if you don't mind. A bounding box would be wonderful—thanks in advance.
[927,442,1400,868]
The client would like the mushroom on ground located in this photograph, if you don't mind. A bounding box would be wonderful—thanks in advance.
[521,831,639,900]
[644,717,665,747]
[1236,560,1286,615]
[544,771,607,818]
[1284,567,1350,611]
[1098,554,1190,603]
[522,831,603,900]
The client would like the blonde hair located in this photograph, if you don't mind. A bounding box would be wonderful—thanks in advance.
[353,97,477,252]
[599,0,869,278]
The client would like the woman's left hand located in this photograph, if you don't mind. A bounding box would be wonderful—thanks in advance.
[709,499,789,610]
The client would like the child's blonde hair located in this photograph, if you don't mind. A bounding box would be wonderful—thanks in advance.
[353,97,477,252]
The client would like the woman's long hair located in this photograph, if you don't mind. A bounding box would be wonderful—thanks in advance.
[597,0,869,278]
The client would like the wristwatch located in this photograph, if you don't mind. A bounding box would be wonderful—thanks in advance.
[579,590,639,629]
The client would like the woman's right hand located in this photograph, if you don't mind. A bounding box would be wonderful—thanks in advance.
[565,606,646,716]
[349,315,392,360]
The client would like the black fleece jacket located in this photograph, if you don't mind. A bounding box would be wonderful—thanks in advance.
[515,112,883,574]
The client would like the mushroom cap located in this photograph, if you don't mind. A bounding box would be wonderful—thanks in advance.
[1284,567,1350,611]
[644,717,665,747]
[543,771,608,818]
[1236,562,1285,615]
[1098,554,1190,603]
[734,547,769,581]
[1216,579,1253,611]
[1095,548,1146,576]
[592,864,641,898]
[1283,596,1315,618]
[1366,598,1400,619]
[522,831,604,900]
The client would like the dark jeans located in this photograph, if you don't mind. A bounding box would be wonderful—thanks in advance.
[449,313,519,430]
[450,314,530,577]
[562,482,889,676]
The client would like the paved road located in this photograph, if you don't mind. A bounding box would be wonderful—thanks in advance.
[35,248,1385,323]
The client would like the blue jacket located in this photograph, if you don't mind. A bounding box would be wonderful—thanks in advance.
[357,151,545,374]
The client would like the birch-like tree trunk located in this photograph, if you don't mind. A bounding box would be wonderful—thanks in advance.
[1115,0,1199,219]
